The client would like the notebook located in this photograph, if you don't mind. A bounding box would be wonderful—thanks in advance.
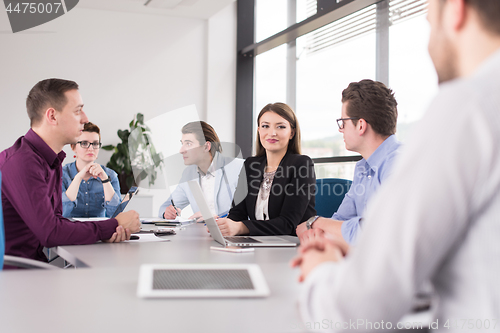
[141,216,196,225]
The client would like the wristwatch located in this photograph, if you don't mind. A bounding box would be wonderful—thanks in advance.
[306,215,319,230]
[101,177,111,183]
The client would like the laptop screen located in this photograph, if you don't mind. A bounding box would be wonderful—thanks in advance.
[111,186,139,218]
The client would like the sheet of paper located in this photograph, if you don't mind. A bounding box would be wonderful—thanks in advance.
[172,216,196,224]
[140,217,168,223]
[140,217,196,224]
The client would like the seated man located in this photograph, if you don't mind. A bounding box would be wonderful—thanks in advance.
[158,121,244,221]
[292,0,500,327]
[296,79,400,245]
[0,78,140,264]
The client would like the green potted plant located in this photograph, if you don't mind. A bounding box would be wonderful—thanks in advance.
[102,113,163,194]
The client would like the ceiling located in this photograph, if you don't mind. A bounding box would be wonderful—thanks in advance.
[77,0,236,19]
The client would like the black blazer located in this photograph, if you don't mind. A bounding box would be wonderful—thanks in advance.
[228,152,316,236]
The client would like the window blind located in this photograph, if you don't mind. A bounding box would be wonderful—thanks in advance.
[305,0,427,55]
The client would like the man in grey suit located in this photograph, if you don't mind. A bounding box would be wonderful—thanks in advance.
[159,121,244,221]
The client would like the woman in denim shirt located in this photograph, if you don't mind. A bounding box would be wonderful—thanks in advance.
[62,122,121,218]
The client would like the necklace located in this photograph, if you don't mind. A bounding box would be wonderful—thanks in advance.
[261,170,276,193]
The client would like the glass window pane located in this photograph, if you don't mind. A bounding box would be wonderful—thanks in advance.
[296,15,376,159]
[254,44,288,151]
[389,14,438,142]
[297,0,317,23]
[256,0,317,43]
[255,0,288,42]
[314,162,357,181]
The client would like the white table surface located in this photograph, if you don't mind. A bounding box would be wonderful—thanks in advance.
[1,223,431,333]
[0,223,307,333]
[54,223,301,268]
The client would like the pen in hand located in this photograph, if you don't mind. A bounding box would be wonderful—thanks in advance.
[171,199,179,217]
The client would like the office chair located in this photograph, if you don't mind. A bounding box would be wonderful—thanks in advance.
[0,171,59,270]
[315,178,352,218]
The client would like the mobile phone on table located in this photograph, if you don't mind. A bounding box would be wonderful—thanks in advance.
[153,229,176,236]
[210,246,254,253]
[154,222,179,226]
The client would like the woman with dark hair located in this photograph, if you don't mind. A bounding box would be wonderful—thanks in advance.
[158,121,244,221]
[62,122,121,218]
[216,103,316,236]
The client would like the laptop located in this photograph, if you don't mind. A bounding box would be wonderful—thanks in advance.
[187,180,298,247]
[137,263,270,298]
[72,186,139,221]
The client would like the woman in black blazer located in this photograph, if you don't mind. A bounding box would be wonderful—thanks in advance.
[216,102,316,236]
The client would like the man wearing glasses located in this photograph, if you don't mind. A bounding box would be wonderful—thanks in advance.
[296,79,400,245]
[0,79,140,266]
[62,122,122,218]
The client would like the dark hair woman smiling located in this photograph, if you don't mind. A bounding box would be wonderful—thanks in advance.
[215,102,316,236]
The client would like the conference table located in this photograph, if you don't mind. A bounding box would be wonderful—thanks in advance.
[0,223,310,333]
[0,223,432,333]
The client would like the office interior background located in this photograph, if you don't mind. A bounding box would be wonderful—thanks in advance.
[0,0,437,217]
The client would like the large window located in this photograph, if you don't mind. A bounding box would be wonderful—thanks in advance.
[255,0,317,42]
[255,0,289,43]
[242,0,434,180]
[254,44,287,129]
[297,5,377,159]
[389,13,438,142]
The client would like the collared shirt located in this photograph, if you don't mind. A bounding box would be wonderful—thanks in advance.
[332,134,400,244]
[0,129,118,262]
[158,152,244,218]
[299,49,500,332]
[62,161,121,218]
[198,156,217,215]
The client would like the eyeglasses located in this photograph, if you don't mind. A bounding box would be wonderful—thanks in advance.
[336,117,360,129]
[77,141,102,149]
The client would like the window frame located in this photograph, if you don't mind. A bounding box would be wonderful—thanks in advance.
[235,0,392,163]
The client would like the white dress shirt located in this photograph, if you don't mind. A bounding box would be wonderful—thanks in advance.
[158,152,245,218]
[198,158,217,216]
[299,50,500,332]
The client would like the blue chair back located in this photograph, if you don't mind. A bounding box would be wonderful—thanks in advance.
[315,178,352,218]
[0,172,4,269]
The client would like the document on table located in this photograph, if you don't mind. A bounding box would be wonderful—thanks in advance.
[140,216,196,224]
[125,234,171,243]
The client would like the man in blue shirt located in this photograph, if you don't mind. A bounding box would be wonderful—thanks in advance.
[296,79,400,245]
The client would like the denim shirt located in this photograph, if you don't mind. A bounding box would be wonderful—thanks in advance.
[62,162,121,218]
[332,134,401,244]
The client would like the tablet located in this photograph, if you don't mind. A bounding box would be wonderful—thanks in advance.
[110,186,139,218]
[137,263,270,298]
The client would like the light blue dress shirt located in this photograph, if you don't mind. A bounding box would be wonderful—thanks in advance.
[62,162,121,218]
[333,134,401,244]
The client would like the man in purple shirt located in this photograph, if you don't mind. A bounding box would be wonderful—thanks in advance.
[0,78,141,263]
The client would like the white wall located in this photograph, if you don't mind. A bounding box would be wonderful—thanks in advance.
[0,3,237,216]
[0,7,207,155]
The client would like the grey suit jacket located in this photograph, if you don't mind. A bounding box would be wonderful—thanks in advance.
[158,152,245,217]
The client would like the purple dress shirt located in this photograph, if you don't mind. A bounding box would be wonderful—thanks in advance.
[0,129,118,262]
